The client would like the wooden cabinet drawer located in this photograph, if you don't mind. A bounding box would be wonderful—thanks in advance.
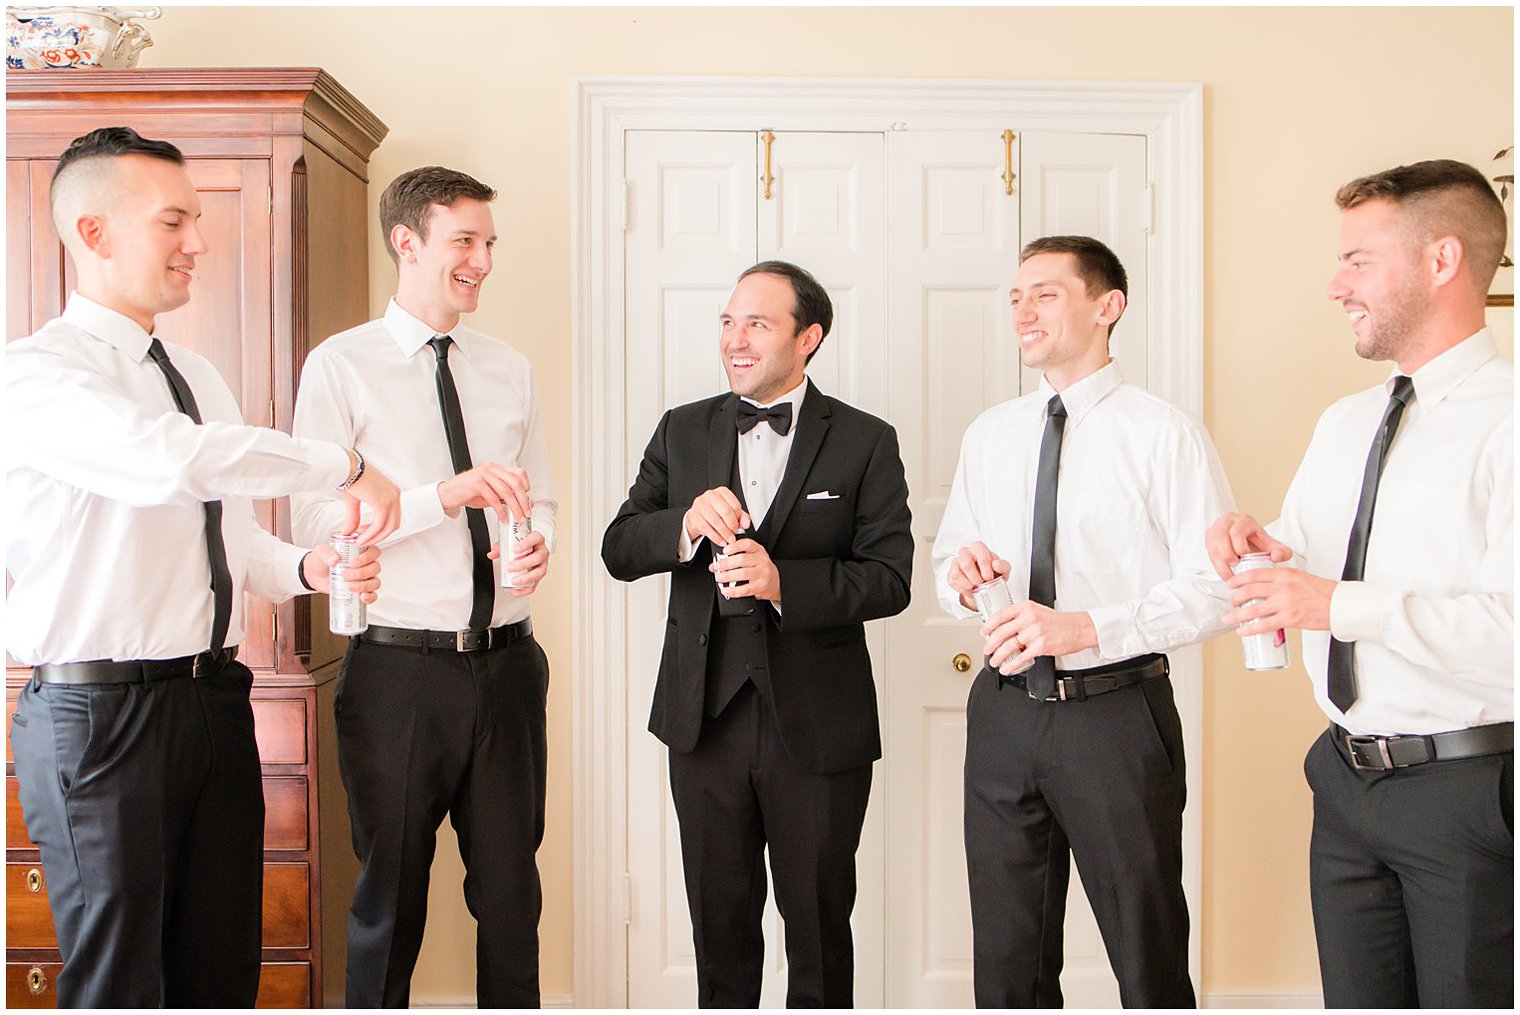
[251,699,307,764]
[6,863,55,949]
[6,961,62,1008]
[7,776,35,849]
[255,960,311,1008]
[262,776,308,851]
[261,862,310,949]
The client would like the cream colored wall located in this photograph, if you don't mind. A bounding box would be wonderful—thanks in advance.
[146,6,1513,1003]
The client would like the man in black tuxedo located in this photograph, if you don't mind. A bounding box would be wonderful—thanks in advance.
[603,261,913,1007]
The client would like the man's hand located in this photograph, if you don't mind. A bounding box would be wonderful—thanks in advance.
[1205,512,1292,580]
[303,542,382,604]
[947,541,1011,611]
[684,488,750,547]
[344,460,402,546]
[438,463,532,524]
[710,537,780,603]
[489,529,550,597]
[983,601,1098,674]
[1224,566,1336,634]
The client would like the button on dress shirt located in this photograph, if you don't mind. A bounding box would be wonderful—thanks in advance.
[932,361,1237,669]
[1268,329,1512,736]
[676,377,806,562]
[291,300,559,631]
[4,294,350,665]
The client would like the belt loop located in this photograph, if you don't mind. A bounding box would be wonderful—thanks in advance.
[419,636,430,656]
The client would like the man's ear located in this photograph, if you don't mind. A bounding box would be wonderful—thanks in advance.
[75,213,108,258]
[1427,234,1465,289]
[391,223,419,264]
[1098,288,1127,327]
[797,322,824,360]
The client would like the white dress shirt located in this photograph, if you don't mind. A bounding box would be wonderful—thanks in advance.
[4,294,350,664]
[291,300,558,631]
[1268,329,1512,736]
[933,361,1237,669]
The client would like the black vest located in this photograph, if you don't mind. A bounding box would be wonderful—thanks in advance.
[703,455,781,717]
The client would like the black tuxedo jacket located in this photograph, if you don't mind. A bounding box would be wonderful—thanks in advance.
[602,381,913,775]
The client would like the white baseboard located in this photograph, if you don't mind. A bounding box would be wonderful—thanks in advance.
[1202,993,1323,1008]
[414,994,574,1009]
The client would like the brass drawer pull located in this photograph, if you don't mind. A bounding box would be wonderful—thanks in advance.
[25,867,43,893]
[28,965,47,995]
[952,652,973,673]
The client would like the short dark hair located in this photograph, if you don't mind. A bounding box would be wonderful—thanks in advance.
[52,126,184,183]
[1019,235,1129,337]
[737,260,833,362]
[1335,159,1508,289]
[379,166,497,264]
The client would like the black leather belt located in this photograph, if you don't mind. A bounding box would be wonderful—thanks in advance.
[1333,721,1513,772]
[34,647,239,685]
[358,619,533,653]
[997,652,1168,701]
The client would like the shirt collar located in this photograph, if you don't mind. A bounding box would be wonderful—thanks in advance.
[1399,328,1496,410]
[1038,359,1123,426]
[384,299,472,362]
[740,376,809,411]
[61,292,154,362]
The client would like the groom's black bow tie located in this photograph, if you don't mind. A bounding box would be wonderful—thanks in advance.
[736,400,793,436]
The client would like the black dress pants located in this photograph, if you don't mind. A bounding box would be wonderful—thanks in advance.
[667,684,873,1008]
[1306,729,1513,1008]
[963,667,1195,1008]
[336,635,549,1008]
[9,662,264,1007]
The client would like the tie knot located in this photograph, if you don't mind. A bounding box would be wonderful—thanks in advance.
[146,337,169,364]
[428,335,454,361]
[1389,375,1414,405]
[1046,394,1067,419]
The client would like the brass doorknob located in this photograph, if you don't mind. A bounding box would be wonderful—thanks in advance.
[28,965,47,996]
[25,867,42,893]
[952,653,973,673]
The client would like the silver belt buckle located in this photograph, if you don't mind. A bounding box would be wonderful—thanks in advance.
[1031,680,1067,703]
[455,630,486,652]
[1346,734,1393,770]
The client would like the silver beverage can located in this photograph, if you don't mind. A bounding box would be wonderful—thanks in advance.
[970,577,1015,622]
[970,576,1033,675]
[329,532,367,635]
[500,513,534,589]
[1231,552,1290,670]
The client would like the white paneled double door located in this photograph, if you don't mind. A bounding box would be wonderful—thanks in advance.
[620,127,1171,1008]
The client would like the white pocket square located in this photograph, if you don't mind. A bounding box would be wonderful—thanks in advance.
[806,491,840,500]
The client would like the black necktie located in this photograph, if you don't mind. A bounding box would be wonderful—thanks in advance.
[736,400,793,436]
[147,338,234,656]
[1327,375,1414,712]
[1025,395,1067,700]
[429,336,495,633]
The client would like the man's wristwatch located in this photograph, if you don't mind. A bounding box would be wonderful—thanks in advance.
[338,447,366,491]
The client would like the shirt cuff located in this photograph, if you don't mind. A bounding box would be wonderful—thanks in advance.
[317,442,353,488]
[677,526,704,563]
[1089,602,1142,660]
[1330,581,1392,644]
[403,483,447,530]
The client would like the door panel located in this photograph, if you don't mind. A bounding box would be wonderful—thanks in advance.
[626,127,1163,1009]
[624,130,887,1008]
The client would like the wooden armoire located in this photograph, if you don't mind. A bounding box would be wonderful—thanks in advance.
[4,68,387,1008]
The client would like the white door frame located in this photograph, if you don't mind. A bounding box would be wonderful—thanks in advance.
[570,76,1204,1008]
